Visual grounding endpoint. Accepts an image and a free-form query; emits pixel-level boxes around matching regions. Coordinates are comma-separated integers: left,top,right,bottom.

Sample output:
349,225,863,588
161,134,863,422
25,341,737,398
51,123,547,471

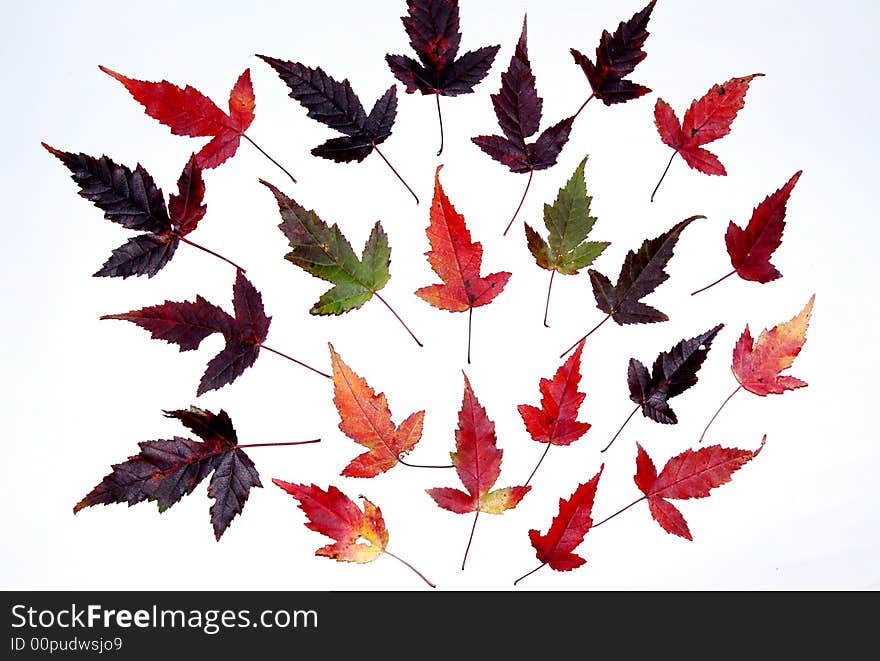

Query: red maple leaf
274,481,435,587
427,374,530,568
634,439,765,540
517,341,591,485
700,295,814,442
415,166,510,362
652,74,763,201
692,171,803,295
101,66,295,183
517,467,603,585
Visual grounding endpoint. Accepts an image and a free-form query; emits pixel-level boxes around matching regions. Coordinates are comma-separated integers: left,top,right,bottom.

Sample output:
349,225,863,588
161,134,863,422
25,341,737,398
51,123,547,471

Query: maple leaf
472,15,575,235
562,215,702,355
75,407,262,540
257,55,417,203
694,171,803,295
652,74,764,201
700,295,815,442
603,324,723,452
570,0,656,107
261,180,421,346
102,271,328,394
733,295,814,396
415,166,511,362
43,146,243,277
518,341,591,486
515,467,603,585
524,156,609,326
634,438,766,540
274,481,435,587
386,0,500,155
427,374,530,569
329,344,425,478
100,66,295,182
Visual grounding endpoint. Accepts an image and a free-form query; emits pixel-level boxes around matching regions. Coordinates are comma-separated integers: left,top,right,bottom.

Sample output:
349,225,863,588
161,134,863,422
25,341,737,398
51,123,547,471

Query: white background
2,0,877,590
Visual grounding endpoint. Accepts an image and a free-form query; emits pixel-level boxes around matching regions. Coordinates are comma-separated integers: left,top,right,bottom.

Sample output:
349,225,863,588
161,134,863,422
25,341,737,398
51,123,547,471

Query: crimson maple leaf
634,438,765,540
518,340,591,485
43,146,243,277
514,467,604,585
100,66,295,183
427,374,530,569
274,481,435,587
472,16,575,234
415,166,511,362
76,407,266,540
693,171,803,295
386,0,499,155
652,74,763,201
102,271,327,394
570,0,656,107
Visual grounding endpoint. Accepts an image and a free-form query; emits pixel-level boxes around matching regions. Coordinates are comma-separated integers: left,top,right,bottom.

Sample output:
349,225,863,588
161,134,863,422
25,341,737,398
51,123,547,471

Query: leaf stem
258,344,332,379
462,510,480,570
374,292,423,347
435,92,445,157
590,496,646,529
466,306,473,364
503,169,534,236
524,443,551,488
242,133,297,184
691,270,737,296
513,562,548,587
573,93,595,121
397,453,454,469
560,313,611,358
236,439,321,449
601,405,640,453
176,235,246,273
699,385,743,443
650,151,677,203
384,550,437,588
372,143,419,205
543,269,556,328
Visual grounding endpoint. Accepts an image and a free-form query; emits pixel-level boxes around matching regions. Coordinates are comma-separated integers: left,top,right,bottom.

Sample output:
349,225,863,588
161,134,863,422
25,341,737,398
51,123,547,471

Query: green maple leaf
262,180,391,315
524,156,609,325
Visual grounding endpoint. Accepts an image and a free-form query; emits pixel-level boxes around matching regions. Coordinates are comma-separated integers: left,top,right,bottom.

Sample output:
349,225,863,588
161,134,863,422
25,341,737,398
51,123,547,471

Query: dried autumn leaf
472,15,575,234
700,295,815,442
652,74,764,200
570,0,656,107
415,166,511,362
386,0,499,154
518,341,591,485
75,407,267,540
515,466,603,585
427,374,530,569
257,55,417,203
634,438,766,539
524,156,609,326
605,324,724,452
694,171,803,295
261,179,421,345
43,146,242,277
274,481,435,587
102,270,327,394
329,343,425,477
100,66,295,182
562,215,702,355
